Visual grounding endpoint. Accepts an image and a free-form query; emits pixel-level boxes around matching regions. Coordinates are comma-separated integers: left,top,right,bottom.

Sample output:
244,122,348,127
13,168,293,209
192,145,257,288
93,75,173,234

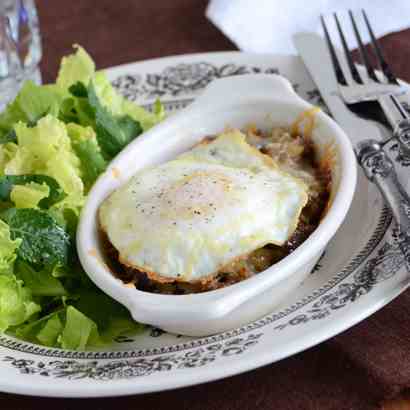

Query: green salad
0,46,164,349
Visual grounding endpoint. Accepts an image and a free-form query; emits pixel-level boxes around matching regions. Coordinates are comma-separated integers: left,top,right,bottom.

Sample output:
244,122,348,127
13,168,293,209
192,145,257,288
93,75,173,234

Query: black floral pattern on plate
112,62,280,99
274,227,405,331
3,334,262,380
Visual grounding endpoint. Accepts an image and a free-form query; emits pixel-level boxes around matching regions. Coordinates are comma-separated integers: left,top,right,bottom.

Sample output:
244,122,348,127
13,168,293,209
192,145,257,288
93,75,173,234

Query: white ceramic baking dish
77,74,357,336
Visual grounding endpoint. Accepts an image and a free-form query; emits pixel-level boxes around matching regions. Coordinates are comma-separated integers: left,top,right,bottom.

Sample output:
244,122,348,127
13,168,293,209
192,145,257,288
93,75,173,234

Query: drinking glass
0,0,42,111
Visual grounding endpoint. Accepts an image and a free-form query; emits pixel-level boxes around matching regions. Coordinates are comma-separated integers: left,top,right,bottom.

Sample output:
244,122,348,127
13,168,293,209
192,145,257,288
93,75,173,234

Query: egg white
99,130,308,283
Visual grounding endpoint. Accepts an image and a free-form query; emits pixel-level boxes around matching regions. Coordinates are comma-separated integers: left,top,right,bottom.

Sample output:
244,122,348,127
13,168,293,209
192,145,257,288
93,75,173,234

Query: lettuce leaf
92,72,124,115
56,45,95,92
68,82,88,98
15,260,67,297
93,71,164,130
58,306,100,350
63,81,144,160
16,305,104,349
47,205,79,240
0,174,66,209
0,220,21,275
1,208,72,269
58,46,163,132
0,130,17,145
4,115,84,205
122,97,165,130
72,288,144,342
0,143,18,175
15,310,63,346
0,81,64,139
66,123,107,189
87,82,142,159
0,274,40,332
10,182,50,209
58,91,94,128
36,312,64,346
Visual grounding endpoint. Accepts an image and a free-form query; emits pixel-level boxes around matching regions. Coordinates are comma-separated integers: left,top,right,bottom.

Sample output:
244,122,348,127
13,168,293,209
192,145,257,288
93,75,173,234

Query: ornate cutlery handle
394,118,410,158
356,139,410,267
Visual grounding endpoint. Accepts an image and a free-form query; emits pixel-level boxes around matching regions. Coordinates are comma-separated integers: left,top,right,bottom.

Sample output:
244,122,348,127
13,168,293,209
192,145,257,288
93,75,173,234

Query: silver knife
294,31,410,267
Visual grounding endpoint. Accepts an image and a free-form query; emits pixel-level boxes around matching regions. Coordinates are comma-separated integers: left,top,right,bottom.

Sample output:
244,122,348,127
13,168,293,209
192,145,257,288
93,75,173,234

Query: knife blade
293,32,386,144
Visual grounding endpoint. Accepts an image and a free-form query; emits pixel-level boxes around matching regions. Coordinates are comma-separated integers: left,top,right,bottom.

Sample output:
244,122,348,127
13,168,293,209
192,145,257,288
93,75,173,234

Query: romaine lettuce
0,45,160,349
5,115,84,205
66,123,107,189
10,182,50,209
72,288,145,343
58,306,100,350
56,45,95,92
93,71,165,130
0,220,21,275
14,260,67,297
15,310,64,347
0,174,66,209
58,46,164,131
0,143,18,175
0,81,64,138
36,312,64,346
0,274,40,332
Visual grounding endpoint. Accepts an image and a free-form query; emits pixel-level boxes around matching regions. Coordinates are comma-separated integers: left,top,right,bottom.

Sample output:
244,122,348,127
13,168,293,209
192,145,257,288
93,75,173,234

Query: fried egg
99,130,308,283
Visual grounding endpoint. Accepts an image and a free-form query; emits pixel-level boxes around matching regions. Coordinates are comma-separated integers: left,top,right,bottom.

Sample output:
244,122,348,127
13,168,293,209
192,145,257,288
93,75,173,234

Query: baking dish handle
190,73,302,108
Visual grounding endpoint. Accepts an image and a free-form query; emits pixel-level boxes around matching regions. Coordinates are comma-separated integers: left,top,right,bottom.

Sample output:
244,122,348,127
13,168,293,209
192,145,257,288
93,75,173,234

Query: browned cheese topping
102,124,331,294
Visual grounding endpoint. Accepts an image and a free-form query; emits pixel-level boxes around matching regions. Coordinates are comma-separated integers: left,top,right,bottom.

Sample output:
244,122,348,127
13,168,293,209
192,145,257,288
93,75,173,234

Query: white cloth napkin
206,0,410,54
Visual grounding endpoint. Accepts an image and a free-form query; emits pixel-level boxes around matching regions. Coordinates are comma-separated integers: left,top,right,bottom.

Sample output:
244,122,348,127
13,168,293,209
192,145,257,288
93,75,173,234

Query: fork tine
320,15,347,86
348,10,378,83
333,12,363,84
362,9,398,84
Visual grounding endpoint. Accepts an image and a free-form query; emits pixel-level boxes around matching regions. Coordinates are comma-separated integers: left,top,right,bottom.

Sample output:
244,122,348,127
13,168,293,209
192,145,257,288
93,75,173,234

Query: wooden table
2,1,410,409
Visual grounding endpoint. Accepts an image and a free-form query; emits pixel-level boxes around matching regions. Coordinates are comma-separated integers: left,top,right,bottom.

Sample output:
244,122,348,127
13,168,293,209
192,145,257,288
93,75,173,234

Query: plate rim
0,50,407,398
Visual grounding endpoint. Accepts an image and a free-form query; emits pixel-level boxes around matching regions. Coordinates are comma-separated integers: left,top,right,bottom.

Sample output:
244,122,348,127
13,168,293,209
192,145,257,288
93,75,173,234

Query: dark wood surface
38,0,236,83
2,1,410,409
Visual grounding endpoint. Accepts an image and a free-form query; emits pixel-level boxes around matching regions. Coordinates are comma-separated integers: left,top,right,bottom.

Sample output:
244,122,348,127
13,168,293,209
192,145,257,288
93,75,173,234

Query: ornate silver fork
321,10,410,266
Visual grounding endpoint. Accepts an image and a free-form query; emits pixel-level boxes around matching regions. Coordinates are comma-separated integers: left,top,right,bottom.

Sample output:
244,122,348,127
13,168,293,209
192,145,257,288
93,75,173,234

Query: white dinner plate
0,51,408,398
